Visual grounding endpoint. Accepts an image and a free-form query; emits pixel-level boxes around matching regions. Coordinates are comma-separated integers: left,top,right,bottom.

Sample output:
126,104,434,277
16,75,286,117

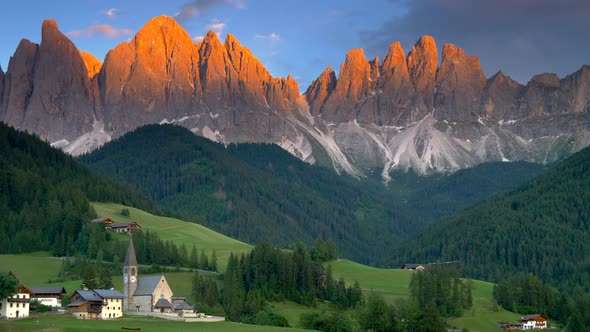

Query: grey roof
29,286,66,295
154,298,173,308
124,239,138,266
74,290,103,302
174,302,193,310
94,289,125,299
133,275,163,296
171,296,185,300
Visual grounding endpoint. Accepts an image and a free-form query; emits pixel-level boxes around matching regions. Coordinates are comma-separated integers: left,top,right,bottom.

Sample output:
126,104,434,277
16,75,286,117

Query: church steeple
123,239,138,311
124,238,137,266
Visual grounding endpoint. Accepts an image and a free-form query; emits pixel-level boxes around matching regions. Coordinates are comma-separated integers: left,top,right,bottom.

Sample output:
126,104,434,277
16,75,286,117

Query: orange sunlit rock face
305,66,337,116
407,35,438,112
434,43,487,122
79,51,102,78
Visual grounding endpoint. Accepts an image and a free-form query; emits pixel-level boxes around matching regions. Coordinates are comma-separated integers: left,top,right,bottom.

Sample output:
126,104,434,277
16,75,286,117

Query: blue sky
1,0,589,90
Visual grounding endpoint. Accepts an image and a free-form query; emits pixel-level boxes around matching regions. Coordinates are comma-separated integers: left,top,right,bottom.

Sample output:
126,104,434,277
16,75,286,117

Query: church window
131,267,136,276
124,267,128,274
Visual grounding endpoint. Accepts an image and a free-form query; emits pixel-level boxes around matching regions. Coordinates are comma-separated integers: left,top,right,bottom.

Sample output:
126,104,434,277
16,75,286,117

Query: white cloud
104,8,121,18
66,24,133,39
194,35,205,43
255,32,281,41
174,0,246,22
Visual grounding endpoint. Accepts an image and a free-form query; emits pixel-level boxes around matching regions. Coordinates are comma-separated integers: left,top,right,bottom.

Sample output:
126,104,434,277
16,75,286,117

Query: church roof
29,286,66,296
174,302,193,310
133,275,164,296
154,298,173,308
124,239,137,266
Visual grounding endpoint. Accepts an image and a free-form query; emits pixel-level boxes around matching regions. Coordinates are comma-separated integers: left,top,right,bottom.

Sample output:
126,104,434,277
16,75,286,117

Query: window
131,267,135,276
124,267,128,274
10,303,13,308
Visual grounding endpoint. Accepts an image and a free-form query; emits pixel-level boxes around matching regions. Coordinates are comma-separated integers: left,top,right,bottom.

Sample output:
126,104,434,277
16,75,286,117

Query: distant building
91,218,114,228
29,286,67,307
521,314,548,329
67,289,124,320
110,222,141,235
0,271,31,320
400,264,427,270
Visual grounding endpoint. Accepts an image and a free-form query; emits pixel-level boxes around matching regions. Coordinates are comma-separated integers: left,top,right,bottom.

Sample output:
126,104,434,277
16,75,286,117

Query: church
123,239,181,313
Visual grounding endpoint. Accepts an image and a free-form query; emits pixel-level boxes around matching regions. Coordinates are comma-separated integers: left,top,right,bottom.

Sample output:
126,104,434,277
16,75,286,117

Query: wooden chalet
521,314,548,329
91,218,113,227
67,290,105,319
110,222,141,235
400,263,427,271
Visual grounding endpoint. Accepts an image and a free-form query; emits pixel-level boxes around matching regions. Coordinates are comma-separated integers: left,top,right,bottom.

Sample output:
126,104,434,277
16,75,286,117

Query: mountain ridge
1,16,589,178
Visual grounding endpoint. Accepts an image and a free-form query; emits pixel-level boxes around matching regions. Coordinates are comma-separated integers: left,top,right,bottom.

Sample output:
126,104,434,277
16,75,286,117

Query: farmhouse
91,217,113,228
0,272,31,320
123,240,194,314
67,289,124,320
29,286,67,307
521,314,548,329
401,263,428,270
110,222,141,234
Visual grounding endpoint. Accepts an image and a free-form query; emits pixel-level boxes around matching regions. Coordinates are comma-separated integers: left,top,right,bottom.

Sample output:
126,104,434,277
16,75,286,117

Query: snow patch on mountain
55,120,111,156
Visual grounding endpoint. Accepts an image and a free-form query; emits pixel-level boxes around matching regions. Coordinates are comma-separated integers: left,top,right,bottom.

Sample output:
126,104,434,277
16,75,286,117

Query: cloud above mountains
66,24,133,39
361,0,590,83
174,0,246,22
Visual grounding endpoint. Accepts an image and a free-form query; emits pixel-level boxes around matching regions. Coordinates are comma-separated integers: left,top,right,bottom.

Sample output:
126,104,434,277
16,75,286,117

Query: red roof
522,314,547,321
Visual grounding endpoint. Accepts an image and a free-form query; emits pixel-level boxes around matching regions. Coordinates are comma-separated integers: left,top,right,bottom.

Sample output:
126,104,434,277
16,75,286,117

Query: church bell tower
124,239,138,311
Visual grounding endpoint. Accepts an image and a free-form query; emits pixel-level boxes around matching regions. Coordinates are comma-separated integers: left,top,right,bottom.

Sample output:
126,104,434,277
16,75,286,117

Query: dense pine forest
0,122,158,254
79,124,545,264
390,146,590,291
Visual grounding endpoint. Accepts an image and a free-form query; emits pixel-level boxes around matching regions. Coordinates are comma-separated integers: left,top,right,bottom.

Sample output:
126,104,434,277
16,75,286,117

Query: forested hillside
80,124,546,264
0,122,157,254
390,146,590,291
80,125,410,263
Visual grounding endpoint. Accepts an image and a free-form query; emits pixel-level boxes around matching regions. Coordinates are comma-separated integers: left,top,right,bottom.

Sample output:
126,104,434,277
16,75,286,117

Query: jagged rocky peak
1,39,38,125
407,35,438,110
320,48,373,122
434,42,487,122
79,51,102,78
482,70,524,121
305,66,337,116
382,41,406,72
15,18,95,141
529,73,561,88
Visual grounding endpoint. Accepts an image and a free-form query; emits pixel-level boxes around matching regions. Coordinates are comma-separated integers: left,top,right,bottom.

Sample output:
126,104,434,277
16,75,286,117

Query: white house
29,286,67,307
521,314,548,329
0,272,31,320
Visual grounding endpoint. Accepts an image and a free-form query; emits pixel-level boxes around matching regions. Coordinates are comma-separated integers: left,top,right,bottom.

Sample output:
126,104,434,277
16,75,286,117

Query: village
1,217,224,324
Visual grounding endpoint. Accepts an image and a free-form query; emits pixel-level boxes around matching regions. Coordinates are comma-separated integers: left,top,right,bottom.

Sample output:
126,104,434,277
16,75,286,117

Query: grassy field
330,259,522,332
0,315,311,332
0,203,527,332
92,202,252,269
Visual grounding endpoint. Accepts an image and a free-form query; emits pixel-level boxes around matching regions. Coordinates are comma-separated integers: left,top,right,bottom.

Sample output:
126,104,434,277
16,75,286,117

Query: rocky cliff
1,16,589,179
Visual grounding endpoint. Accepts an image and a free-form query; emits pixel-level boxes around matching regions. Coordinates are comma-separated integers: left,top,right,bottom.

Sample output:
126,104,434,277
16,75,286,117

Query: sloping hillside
391,146,590,290
0,122,156,255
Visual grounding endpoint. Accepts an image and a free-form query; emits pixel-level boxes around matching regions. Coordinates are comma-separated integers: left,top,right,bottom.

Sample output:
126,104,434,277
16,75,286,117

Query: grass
329,259,523,332
0,315,312,332
91,202,253,270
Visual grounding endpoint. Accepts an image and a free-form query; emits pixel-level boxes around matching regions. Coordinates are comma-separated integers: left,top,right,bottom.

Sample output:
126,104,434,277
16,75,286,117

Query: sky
0,0,589,91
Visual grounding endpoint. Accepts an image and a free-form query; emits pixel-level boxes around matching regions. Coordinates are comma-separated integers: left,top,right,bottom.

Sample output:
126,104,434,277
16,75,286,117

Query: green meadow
0,204,528,332
91,202,253,269
0,315,309,332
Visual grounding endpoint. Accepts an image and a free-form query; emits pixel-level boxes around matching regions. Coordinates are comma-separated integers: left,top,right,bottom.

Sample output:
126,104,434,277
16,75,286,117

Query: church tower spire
124,239,138,311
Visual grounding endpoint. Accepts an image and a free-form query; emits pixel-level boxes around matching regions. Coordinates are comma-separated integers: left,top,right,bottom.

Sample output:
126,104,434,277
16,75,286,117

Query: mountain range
1,16,589,178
